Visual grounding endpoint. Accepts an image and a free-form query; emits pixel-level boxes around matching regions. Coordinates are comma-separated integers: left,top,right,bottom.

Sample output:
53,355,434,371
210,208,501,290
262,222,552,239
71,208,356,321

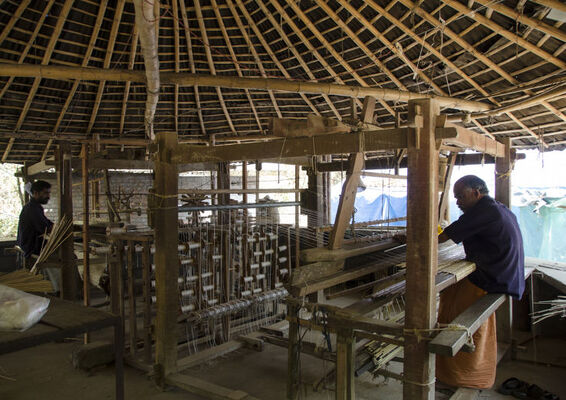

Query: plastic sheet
0,284,50,332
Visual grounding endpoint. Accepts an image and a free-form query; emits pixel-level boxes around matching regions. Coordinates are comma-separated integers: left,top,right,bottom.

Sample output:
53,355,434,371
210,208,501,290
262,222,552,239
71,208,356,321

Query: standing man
437,175,525,389
16,180,59,291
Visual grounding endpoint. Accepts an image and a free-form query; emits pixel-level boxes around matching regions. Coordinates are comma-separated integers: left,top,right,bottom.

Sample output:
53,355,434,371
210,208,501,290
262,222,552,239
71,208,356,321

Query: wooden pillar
403,99,439,400
305,167,325,230
217,161,231,342
335,328,355,400
286,303,300,400
57,143,77,300
438,152,456,223
495,137,513,353
294,165,300,270
81,144,90,343
153,131,179,379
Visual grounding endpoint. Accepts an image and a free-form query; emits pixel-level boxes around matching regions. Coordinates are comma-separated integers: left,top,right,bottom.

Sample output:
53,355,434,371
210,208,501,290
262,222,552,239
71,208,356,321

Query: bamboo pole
0,63,492,113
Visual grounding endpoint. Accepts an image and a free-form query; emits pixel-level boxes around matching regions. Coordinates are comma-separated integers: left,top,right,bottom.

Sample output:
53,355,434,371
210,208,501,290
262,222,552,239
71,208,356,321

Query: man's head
31,180,51,204
453,175,488,213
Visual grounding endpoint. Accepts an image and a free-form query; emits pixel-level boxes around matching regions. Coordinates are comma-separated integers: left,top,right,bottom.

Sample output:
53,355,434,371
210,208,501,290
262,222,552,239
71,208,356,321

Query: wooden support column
495,137,513,355
294,165,300,270
335,328,355,400
305,167,324,232
403,99,439,400
153,131,179,381
438,152,456,223
217,161,231,342
57,143,77,300
286,303,300,400
81,144,90,343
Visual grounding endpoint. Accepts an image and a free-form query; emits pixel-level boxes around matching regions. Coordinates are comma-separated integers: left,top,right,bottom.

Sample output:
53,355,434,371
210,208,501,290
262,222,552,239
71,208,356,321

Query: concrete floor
1,334,565,400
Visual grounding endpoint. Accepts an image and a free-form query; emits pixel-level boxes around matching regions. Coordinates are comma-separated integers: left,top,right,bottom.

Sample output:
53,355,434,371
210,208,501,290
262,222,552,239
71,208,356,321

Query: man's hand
438,231,450,243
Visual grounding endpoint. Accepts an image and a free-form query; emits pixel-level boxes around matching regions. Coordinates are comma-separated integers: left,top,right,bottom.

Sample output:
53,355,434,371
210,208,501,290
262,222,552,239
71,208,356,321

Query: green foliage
0,164,24,239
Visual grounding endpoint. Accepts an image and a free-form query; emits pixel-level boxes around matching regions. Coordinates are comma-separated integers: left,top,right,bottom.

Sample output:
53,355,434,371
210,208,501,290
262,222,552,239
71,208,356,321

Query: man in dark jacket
17,180,59,291
437,175,524,389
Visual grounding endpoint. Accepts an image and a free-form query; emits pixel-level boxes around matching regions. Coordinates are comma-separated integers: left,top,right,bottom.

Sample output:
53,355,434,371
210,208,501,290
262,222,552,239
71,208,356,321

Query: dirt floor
1,333,565,400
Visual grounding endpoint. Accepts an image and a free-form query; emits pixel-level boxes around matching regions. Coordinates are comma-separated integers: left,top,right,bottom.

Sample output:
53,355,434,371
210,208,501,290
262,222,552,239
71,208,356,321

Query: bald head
453,175,487,213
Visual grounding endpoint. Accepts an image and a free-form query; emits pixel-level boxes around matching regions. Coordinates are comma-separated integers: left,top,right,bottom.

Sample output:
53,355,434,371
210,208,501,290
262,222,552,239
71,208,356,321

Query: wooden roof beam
178,0,206,135
86,0,125,136
1,0,73,162
224,0,282,119
172,0,180,133
194,0,236,135
210,0,262,132
119,28,139,136
267,0,365,112
45,0,109,161
234,0,322,118
255,0,342,120
0,63,493,113
0,0,31,46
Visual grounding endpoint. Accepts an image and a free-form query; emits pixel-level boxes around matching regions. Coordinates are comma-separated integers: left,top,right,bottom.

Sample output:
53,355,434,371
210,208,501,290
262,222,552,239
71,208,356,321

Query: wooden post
335,328,355,400
327,153,363,250
217,162,231,342
495,137,513,354
294,165,300,270
81,143,90,343
403,99,439,400
438,152,456,223
154,131,179,379
127,240,137,357
142,241,152,364
286,303,300,400
57,143,77,300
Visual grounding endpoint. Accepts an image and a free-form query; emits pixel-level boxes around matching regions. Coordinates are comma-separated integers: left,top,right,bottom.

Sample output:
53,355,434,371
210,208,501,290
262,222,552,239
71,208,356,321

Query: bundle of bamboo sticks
532,296,566,325
30,215,74,274
0,269,54,292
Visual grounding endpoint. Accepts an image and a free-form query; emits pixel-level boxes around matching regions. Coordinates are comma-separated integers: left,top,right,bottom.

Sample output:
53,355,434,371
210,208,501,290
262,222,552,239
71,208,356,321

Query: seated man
16,180,59,291
437,175,525,389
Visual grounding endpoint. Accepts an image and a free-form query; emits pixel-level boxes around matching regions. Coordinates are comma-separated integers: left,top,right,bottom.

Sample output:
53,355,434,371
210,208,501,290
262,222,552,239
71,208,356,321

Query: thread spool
202,285,214,291
181,304,195,313
256,274,265,280
261,261,271,268
181,289,194,297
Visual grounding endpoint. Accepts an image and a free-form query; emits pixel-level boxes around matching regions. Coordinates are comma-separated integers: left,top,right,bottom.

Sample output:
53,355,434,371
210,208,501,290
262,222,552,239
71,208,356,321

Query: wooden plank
403,99,439,400
166,373,259,400
328,152,364,249
301,238,399,262
428,293,506,357
170,129,412,164
153,131,179,377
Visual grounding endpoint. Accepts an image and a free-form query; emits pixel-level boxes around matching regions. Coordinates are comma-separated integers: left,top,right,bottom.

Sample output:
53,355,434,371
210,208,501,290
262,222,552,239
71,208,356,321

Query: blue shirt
443,196,525,299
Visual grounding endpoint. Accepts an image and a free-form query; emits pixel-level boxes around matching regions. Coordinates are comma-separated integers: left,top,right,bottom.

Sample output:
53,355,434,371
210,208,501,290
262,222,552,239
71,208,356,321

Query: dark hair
456,175,489,195
31,180,51,194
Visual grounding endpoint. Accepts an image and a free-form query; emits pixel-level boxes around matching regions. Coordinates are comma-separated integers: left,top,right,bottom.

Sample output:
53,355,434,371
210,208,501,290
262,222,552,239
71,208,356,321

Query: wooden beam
170,128,411,164
428,294,506,357
81,144,90,329
436,124,506,157
153,132,179,378
403,99,439,399
438,153,457,223
194,0,236,134
2,0,74,162
210,0,262,131
328,153,364,250
335,329,355,400
120,27,139,135
0,64,493,113
224,0,283,118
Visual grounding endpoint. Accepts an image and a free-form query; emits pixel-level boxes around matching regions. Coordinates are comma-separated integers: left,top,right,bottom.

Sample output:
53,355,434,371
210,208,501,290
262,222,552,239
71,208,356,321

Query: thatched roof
0,0,565,164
